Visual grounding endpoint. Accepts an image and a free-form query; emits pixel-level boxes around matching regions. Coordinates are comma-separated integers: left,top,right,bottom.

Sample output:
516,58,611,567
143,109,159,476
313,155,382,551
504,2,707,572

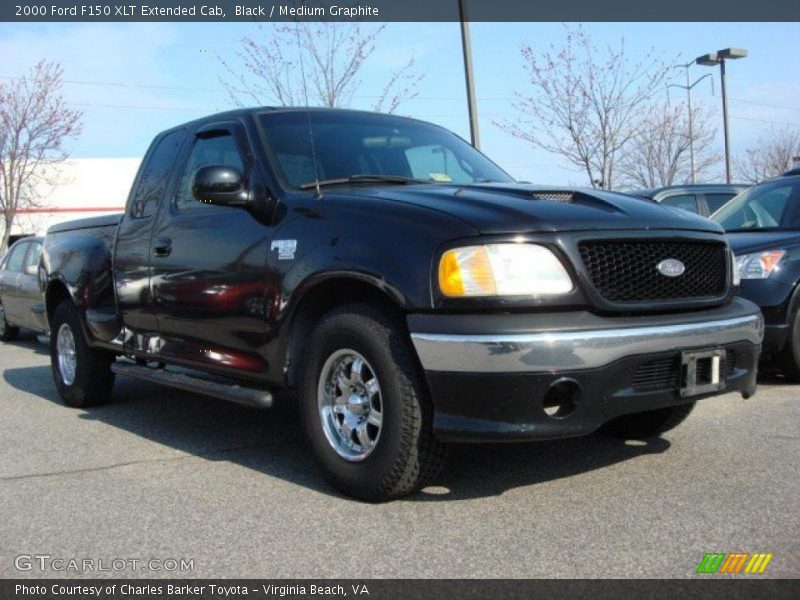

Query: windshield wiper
298,174,428,190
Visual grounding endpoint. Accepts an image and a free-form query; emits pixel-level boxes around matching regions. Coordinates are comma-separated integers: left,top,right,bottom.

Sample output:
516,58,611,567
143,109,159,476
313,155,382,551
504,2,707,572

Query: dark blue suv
713,171,800,378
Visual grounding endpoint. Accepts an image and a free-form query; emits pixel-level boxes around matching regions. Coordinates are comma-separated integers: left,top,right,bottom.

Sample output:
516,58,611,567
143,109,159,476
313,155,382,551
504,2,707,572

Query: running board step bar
111,362,273,409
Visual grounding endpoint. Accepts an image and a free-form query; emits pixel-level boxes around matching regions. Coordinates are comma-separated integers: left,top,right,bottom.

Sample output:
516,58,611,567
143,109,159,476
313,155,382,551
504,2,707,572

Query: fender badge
271,239,297,260
657,258,686,277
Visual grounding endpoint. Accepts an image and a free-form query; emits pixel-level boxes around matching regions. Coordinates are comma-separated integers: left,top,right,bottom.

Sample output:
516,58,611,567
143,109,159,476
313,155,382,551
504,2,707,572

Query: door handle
152,238,173,257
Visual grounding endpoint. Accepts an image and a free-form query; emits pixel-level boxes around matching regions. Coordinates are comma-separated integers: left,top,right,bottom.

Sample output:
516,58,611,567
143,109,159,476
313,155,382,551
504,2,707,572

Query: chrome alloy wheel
317,349,383,461
56,323,77,386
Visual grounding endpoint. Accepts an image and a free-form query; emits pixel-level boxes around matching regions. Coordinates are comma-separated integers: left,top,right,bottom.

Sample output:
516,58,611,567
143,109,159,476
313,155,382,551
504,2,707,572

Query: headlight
438,243,573,297
734,250,786,280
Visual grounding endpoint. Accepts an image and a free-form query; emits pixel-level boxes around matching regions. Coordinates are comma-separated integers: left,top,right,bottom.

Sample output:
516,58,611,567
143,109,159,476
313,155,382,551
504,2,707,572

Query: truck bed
46,213,123,235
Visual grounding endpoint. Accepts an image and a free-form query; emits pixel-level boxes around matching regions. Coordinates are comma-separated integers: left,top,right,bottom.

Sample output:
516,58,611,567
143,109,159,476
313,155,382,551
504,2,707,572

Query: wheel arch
283,274,409,389
45,279,74,329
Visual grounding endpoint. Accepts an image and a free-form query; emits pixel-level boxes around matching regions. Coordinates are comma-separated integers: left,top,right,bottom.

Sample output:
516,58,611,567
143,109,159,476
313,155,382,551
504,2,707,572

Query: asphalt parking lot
1,332,798,579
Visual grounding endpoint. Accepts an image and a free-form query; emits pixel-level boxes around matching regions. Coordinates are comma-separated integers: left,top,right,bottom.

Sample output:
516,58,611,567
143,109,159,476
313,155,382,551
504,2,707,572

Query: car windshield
712,179,800,231
258,111,514,188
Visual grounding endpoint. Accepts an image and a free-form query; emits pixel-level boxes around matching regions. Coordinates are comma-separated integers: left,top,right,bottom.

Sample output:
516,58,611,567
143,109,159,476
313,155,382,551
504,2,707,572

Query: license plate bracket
681,348,726,397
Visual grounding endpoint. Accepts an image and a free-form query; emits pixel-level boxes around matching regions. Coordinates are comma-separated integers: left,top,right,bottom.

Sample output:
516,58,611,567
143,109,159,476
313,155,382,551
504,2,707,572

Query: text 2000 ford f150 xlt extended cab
41,108,763,501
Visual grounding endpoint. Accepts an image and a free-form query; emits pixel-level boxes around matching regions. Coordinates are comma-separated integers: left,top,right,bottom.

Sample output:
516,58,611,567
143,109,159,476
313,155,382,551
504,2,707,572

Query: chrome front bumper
410,299,764,374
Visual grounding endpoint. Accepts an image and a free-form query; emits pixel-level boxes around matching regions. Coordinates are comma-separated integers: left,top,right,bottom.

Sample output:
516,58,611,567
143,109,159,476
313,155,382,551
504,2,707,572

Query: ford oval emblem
657,258,686,277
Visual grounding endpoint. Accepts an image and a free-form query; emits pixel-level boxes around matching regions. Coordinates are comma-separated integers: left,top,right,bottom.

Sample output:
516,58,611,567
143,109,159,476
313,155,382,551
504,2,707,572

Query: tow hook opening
542,378,581,419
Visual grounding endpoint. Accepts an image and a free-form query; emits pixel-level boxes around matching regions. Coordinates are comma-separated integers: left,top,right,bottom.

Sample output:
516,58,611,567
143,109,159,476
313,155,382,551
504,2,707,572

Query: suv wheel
0,301,20,342
602,402,696,439
50,300,115,407
781,306,800,383
300,304,447,502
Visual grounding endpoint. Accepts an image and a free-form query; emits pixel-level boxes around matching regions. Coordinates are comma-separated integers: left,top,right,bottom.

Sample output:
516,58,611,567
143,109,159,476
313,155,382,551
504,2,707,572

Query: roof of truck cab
160,106,447,134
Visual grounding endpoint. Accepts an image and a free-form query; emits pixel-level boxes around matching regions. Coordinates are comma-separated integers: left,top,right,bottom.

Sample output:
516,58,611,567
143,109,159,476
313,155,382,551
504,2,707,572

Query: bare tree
735,129,800,184
618,101,719,188
496,25,673,189
0,61,82,253
218,22,422,113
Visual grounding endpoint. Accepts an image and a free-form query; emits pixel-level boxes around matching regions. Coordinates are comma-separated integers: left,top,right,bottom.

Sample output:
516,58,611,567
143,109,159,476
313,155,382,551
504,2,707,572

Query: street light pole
719,58,732,184
696,47,748,184
685,65,696,184
669,64,714,184
459,0,480,148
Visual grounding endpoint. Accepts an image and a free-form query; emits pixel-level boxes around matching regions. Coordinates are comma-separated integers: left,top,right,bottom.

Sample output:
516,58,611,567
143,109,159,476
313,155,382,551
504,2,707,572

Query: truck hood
343,182,724,235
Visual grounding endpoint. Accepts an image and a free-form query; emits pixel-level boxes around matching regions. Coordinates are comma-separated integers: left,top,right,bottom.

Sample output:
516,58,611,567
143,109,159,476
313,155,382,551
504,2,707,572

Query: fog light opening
542,378,580,419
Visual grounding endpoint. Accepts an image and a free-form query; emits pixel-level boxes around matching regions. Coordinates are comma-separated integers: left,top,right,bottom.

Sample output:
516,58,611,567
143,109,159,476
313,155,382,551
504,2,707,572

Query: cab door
113,127,186,349
148,121,274,377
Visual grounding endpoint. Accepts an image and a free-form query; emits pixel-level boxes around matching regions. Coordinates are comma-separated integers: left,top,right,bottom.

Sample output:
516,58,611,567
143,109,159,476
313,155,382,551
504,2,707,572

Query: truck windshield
258,111,514,189
712,179,800,231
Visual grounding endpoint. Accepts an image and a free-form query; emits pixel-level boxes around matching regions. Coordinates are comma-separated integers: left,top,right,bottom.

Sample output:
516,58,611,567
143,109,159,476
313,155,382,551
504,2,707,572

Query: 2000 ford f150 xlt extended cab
41,108,763,501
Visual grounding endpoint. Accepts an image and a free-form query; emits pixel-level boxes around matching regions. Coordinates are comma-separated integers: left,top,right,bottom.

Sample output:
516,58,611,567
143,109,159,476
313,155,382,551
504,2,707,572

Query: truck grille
578,240,727,304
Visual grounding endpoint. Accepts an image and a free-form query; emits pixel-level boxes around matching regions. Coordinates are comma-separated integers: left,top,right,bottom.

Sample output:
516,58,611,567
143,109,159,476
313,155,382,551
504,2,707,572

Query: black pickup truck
41,108,763,501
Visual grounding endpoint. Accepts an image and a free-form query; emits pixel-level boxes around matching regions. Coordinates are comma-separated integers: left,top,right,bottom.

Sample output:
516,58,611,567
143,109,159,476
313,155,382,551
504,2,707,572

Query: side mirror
191,165,248,207
24,264,37,276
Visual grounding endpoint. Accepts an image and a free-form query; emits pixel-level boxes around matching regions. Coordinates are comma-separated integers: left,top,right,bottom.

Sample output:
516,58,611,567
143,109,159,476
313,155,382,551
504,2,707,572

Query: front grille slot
632,349,735,392
578,240,727,304
632,356,681,391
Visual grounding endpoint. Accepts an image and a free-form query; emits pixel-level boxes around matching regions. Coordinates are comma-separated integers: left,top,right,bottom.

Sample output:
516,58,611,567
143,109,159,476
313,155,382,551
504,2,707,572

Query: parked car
40,108,762,501
634,184,749,217
712,170,800,378
0,236,48,341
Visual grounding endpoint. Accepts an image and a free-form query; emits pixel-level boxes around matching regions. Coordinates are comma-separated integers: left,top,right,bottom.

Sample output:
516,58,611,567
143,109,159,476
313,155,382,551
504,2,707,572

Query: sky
0,20,798,186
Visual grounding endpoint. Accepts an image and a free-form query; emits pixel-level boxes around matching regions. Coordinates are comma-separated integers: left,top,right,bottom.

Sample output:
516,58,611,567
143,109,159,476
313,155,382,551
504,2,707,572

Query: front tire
50,301,115,407
0,301,20,342
300,304,446,502
602,402,696,439
781,306,800,382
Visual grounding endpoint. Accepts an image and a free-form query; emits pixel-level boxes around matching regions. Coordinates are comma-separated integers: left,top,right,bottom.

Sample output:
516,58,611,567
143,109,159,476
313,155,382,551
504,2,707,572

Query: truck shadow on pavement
4,365,672,502
3,332,50,356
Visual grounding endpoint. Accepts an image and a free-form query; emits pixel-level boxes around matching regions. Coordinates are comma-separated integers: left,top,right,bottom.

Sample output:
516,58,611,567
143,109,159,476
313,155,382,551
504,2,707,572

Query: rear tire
602,402,696,439
780,306,800,383
300,304,447,502
50,300,115,407
0,301,20,342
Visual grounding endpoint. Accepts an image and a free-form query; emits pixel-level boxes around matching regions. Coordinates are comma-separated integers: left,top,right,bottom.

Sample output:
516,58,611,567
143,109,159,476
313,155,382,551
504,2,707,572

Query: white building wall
10,158,141,237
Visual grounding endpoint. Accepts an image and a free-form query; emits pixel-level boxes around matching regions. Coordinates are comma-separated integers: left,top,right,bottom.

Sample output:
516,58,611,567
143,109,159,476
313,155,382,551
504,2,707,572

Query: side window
4,244,27,273
405,144,473,183
706,193,735,214
129,130,184,219
23,242,42,272
661,194,698,213
175,131,245,211
753,187,791,226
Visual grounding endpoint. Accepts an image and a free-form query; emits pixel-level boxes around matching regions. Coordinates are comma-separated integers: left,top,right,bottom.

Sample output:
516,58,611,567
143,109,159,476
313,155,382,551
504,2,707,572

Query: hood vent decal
530,191,575,203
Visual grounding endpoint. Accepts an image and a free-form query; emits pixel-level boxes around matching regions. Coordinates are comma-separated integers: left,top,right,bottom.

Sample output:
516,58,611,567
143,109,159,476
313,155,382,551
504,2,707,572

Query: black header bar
3,0,800,22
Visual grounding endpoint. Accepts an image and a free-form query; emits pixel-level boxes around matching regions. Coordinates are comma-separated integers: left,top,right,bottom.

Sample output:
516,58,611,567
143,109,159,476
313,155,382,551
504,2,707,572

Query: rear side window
23,242,42,272
661,194,698,213
3,243,27,272
175,131,245,211
130,130,184,219
705,193,735,214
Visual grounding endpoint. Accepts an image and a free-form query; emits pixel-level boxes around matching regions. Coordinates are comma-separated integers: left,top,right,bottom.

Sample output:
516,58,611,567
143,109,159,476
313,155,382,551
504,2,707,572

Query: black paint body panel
40,107,742,397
